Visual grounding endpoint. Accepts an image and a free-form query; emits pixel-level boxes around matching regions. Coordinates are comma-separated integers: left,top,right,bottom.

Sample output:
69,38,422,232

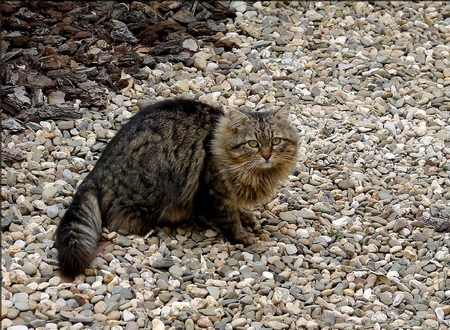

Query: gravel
2,1,450,330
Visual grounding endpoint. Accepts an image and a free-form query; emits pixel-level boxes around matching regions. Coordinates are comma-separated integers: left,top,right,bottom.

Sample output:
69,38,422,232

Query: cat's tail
55,189,102,276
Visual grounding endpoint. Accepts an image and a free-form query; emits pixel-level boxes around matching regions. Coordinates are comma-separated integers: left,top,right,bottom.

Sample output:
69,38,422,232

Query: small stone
126,322,139,330
279,212,297,222
413,232,428,242
42,186,58,203
151,258,175,268
189,287,208,298
402,247,417,260
183,38,198,52
285,244,298,255
379,292,393,305
15,301,30,311
58,289,74,299
337,179,355,190
48,276,61,286
94,301,107,314
207,287,221,300
393,218,407,232
156,279,169,290
168,264,183,277
123,310,135,322
311,244,325,252
1,305,8,318
22,262,38,276
194,57,207,70
240,295,253,305
107,310,121,320
152,318,165,330
2,216,13,231
231,318,247,327
204,229,218,238
6,326,28,330
229,1,247,13
115,235,132,247
297,228,310,238
296,208,317,220
10,270,27,284
58,121,75,130
63,169,73,180
332,217,349,228
46,204,59,218
285,302,302,315
392,293,405,307
197,317,214,328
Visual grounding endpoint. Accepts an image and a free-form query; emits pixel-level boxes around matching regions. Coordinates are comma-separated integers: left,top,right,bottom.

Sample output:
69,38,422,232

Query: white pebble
332,217,349,228
123,310,136,322
230,1,247,13
63,169,73,180
46,205,59,218
285,244,298,255
297,228,310,238
32,200,47,211
384,152,396,160
262,271,274,279
48,276,61,286
392,293,405,307
152,318,165,330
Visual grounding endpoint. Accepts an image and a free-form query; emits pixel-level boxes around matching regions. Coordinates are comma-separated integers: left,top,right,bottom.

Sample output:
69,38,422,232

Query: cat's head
212,106,299,180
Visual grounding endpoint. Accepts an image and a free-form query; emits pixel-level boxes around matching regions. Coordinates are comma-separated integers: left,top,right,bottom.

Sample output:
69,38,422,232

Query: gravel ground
2,1,450,330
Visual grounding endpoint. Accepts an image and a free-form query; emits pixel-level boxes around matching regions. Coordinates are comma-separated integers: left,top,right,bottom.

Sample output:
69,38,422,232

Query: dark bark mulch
0,1,235,126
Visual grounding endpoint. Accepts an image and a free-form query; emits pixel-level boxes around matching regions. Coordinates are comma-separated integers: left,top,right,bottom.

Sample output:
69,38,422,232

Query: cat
55,98,299,276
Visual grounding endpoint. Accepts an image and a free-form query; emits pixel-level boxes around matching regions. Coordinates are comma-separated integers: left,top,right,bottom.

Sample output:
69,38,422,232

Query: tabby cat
55,98,299,276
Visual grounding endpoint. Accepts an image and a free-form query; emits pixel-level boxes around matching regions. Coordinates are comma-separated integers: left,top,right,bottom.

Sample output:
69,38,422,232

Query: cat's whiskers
236,161,259,182
242,160,257,175
222,159,254,172
226,159,258,181
273,154,297,165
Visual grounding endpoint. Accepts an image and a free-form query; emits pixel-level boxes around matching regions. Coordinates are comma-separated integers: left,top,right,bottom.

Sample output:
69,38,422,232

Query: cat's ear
272,106,291,121
226,108,250,128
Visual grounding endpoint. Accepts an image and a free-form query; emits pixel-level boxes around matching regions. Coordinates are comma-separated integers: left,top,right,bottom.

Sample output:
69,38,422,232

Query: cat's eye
271,137,282,145
248,140,259,148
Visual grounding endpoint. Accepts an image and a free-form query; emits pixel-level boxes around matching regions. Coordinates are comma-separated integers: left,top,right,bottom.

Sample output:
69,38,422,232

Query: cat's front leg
217,209,256,246
239,209,256,228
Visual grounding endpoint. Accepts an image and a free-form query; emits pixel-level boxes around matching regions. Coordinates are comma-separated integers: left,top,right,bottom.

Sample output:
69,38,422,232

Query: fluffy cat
55,98,299,276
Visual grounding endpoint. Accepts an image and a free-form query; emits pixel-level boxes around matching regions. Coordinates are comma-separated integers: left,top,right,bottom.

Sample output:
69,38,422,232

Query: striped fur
55,99,299,276
55,186,102,276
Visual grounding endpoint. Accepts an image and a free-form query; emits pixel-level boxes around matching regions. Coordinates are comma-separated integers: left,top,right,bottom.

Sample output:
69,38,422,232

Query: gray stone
229,1,247,13
151,258,175,268
58,121,75,130
206,286,220,300
22,262,38,276
168,264,183,278
115,235,132,247
393,218,407,232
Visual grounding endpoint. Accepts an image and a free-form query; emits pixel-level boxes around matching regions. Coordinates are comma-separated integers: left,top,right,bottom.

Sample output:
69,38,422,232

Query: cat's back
127,98,224,131
95,99,225,163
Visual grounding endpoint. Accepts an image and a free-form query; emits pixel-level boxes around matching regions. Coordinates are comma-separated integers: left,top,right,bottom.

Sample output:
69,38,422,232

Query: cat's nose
261,153,271,160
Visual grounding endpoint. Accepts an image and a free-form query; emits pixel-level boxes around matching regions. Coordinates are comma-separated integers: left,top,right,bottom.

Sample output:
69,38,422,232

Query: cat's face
213,107,299,176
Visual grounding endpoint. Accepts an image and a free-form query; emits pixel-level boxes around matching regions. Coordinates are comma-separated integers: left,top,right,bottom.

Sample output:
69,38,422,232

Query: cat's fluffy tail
55,189,102,276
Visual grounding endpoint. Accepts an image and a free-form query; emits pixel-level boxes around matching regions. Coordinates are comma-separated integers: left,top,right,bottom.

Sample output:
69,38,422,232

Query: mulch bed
0,1,236,127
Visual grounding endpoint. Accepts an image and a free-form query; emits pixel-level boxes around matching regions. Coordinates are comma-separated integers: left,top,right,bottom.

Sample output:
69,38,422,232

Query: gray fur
55,98,299,276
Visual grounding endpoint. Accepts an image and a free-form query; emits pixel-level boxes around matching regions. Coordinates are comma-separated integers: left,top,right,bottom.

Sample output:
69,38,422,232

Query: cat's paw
240,211,256,228
232,230,256,246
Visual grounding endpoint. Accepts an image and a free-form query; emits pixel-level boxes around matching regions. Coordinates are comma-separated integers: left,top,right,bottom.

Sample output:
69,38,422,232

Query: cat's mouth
257,158,275,169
